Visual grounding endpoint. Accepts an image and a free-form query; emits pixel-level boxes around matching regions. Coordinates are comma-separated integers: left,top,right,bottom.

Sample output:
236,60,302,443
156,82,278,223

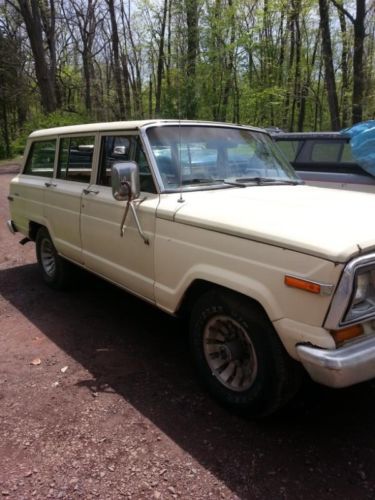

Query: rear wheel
189,289,301,417
35,227,72,289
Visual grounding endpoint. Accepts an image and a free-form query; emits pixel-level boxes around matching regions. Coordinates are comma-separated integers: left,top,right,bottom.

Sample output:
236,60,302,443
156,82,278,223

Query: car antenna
177,36,184,203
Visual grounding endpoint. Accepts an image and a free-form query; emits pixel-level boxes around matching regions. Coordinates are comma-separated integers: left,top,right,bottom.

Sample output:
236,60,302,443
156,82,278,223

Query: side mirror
112,161,140,201
113,145,127,155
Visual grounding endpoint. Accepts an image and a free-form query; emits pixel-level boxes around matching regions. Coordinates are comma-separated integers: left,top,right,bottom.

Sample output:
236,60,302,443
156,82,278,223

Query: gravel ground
1,165,375,499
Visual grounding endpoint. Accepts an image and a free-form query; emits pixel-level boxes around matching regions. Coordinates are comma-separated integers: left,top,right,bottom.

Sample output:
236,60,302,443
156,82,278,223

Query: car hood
162,184,375,262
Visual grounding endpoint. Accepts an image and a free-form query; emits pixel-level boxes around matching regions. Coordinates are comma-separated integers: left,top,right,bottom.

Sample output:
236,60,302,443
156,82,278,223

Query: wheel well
29,221,43,241
177,279,267,319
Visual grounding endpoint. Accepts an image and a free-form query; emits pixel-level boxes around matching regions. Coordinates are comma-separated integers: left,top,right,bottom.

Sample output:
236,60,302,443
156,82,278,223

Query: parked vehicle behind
272,131,375,192
7,120,375,417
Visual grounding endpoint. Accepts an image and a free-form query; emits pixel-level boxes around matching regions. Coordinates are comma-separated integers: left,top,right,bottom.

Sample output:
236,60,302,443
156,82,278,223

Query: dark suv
272,132,375,193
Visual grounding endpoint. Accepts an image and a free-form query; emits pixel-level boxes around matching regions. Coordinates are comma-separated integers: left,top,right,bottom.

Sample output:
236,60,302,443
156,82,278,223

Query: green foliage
1,0,374,156
11,111,90,155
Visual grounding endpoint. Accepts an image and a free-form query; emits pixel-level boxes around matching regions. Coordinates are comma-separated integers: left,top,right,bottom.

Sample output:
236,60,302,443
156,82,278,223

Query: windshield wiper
181,178,246,187
180,177,298,188
216,179,247,187
181,178,218,185
235,177,301,185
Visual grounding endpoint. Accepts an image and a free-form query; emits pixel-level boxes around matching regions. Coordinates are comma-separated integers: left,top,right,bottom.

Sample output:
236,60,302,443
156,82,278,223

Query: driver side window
98,135,157,193
98,135,133,187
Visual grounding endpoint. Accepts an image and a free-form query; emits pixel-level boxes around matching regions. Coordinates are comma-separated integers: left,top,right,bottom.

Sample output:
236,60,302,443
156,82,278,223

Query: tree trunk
185,0,199,119
15,0,57,113
107,0,125,119
318,0,340,130
0,99,11,157
337,3,350,126
219,0,235,122
314,47,324,130
233,66,240,123
82,47,92,112
282,6,295,130
120,2,143,117
352,0,365,123
121,53,132,119
166,0,172,97
155,0,168,116
298,30,319,131
41,0,61,108
290,0,302,132
329,0,367,124
149,76,153,117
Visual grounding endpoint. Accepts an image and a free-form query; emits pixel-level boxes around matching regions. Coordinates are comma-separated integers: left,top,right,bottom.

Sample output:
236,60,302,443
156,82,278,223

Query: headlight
325,253,375,330
353,272,370,304
345,268,375,322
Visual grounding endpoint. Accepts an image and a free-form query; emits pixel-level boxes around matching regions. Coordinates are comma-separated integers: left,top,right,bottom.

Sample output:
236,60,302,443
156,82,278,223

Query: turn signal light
331,324,364,345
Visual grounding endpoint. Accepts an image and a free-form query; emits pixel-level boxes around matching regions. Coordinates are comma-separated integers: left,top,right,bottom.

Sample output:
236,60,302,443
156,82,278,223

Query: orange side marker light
284,275,321,294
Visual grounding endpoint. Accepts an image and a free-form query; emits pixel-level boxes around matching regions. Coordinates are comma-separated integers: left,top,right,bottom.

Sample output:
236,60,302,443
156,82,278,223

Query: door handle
83,188,100,195
45,181,57,187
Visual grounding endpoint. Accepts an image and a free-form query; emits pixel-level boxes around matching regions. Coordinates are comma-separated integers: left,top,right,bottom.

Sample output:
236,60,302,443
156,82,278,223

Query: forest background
0,0,374,159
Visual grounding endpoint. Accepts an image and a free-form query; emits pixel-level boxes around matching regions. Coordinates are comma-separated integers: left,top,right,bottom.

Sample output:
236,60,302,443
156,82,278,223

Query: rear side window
341,143,355,162
24,140,56,177
311,142,341,162
275,140,301,161
57,136,95,183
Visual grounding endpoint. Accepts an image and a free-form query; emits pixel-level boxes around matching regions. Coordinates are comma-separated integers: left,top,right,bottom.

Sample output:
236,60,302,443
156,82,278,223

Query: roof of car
271,131,350,140
28,120,266,139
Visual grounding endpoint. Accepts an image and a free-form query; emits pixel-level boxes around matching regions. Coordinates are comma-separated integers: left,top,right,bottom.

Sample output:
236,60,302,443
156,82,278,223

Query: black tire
35,227,72,289
189,288,302,417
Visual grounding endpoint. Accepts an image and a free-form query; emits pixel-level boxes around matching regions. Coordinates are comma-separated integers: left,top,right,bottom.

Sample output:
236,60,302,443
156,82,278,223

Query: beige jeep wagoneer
7,120,375,416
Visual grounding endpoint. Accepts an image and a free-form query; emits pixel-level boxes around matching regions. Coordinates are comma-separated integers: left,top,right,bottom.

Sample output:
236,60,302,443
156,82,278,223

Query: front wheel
35,227,72,289
189,289,301,417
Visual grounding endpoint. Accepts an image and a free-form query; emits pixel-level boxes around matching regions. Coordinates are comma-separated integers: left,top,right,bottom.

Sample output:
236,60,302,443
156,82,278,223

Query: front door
80,134,159,302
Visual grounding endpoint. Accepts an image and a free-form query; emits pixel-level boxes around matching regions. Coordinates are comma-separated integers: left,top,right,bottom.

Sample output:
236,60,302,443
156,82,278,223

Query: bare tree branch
329,0,355,24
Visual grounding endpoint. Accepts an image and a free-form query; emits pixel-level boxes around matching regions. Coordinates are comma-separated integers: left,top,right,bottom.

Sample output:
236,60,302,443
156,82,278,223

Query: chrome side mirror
112,161,140,201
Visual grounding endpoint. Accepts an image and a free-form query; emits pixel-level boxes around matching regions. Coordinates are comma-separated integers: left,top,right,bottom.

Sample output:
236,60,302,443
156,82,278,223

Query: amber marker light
284,275,321,294
331,324,364,345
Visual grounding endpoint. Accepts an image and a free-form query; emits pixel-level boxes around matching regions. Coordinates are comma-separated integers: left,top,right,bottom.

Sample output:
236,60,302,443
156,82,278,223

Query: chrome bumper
6,220,17,234
296,335,375,388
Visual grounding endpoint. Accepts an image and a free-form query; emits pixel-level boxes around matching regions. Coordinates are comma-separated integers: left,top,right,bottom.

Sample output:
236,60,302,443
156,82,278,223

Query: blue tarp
341,120,375,176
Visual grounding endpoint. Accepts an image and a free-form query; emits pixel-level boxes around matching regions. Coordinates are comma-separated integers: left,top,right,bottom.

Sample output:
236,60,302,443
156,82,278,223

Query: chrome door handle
45,181,57,187
83,188,99,195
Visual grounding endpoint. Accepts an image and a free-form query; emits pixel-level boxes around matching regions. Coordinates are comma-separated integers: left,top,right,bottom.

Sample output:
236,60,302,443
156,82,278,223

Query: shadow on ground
1,263,375,498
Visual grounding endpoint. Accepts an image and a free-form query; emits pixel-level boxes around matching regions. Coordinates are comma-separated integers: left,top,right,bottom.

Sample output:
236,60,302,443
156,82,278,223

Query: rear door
44,134,97,263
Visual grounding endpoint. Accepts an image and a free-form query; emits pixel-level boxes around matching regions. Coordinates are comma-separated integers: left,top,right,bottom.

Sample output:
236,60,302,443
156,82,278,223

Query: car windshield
146,125,301,190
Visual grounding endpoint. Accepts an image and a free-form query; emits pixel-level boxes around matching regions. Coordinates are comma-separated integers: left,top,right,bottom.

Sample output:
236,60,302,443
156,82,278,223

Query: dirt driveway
1,166,375,499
